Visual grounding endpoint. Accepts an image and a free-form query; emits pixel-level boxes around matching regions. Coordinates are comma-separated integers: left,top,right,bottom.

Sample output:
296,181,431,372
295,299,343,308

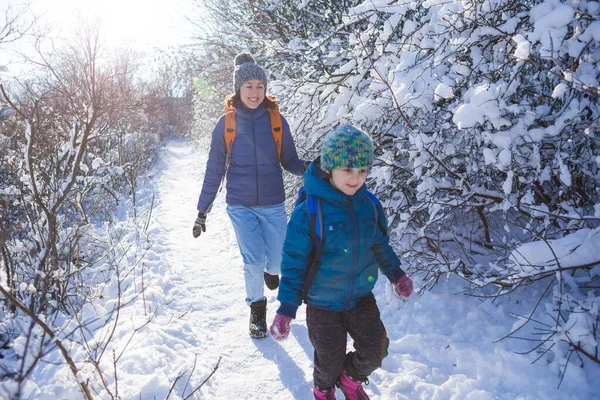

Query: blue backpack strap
365,190,379,208
365,190,388,236
295,187,307,206
306,195,323,245
303,194,323,304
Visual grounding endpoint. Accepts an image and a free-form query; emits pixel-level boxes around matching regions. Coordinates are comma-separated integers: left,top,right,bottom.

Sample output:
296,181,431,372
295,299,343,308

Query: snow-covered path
130,138,595,400
146,138,315,398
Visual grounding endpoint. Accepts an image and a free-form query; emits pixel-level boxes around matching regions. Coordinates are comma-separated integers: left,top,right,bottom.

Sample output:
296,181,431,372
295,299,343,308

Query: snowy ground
33,138,597,399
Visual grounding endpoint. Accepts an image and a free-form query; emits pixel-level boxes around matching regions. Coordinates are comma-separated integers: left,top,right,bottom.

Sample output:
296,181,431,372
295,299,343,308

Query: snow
509,228,600,269
452,83,509,130
512,34,531,59
434,83,454,100
23,139,596,399
502,171,514,195
529,3,575,43
483,148,496,165
552,83,568,99
91,157,104,169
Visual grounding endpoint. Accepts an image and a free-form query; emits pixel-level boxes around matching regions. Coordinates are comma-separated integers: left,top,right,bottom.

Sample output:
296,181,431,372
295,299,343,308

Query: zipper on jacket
252,111,259,204
345,197,359,310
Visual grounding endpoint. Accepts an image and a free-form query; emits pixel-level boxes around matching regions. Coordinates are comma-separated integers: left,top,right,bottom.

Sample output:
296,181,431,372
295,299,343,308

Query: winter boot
313,385,336,400
336,371,370,400
264,272,280,290
249,297,268,339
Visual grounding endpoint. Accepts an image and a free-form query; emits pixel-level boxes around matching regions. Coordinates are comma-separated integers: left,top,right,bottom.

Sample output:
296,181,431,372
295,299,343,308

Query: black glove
301,160,311,173
192,212,206,238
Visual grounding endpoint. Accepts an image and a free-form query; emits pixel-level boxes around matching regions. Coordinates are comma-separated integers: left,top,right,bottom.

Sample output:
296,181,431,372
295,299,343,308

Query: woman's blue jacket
197,103,304,213
277,160,406,318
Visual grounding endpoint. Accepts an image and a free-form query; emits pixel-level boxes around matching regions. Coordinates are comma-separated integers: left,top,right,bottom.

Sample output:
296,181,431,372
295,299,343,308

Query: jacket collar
234,102,268,120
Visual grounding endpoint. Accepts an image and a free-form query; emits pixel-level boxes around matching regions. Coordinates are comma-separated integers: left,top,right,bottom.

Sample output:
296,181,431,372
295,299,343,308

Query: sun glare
43,0,189,48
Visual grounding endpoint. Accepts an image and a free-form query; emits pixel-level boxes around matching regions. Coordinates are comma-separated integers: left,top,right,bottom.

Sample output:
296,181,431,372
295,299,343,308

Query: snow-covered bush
0,23,166,397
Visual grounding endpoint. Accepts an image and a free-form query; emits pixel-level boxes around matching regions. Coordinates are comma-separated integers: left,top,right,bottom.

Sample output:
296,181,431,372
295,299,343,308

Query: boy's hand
192,212,206,238
270,313,292,341
392,275,414,299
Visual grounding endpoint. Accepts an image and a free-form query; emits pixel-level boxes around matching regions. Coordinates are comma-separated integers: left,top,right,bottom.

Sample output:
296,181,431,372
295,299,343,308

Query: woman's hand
192,212,207,238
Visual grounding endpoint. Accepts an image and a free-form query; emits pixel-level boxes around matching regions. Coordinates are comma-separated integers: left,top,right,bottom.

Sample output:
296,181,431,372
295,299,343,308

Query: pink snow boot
313,385,336,400
336,371,370,400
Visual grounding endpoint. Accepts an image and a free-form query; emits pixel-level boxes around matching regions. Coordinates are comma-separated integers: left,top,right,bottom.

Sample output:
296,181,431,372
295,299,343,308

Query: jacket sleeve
278,115,305,176
276,204,313,318
371,202,406,283
196,116,227,214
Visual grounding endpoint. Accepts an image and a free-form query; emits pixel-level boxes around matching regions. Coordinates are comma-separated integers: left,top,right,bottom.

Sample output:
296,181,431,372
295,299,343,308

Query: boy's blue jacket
197,103,304,214
277,159,406,318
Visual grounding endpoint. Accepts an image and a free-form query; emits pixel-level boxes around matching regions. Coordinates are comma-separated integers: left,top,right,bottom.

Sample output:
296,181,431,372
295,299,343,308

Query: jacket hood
304,156,368,204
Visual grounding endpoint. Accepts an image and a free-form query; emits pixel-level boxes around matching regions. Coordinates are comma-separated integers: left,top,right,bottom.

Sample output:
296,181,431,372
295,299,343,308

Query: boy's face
329,167,368,196
240,79,265,109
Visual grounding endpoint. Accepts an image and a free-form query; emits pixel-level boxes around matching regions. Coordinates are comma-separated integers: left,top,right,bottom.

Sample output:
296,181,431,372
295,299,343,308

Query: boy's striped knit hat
320,125,374,171
233,53,267,93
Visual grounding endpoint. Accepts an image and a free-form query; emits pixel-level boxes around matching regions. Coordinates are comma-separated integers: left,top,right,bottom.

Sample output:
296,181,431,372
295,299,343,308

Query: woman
192,53,307,339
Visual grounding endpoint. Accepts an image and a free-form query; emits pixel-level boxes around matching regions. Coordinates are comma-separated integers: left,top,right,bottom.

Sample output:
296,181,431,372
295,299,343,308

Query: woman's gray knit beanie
233,53,267,93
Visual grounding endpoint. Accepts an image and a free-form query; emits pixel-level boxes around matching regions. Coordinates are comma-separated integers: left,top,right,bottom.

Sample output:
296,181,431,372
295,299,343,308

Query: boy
269,125,414,399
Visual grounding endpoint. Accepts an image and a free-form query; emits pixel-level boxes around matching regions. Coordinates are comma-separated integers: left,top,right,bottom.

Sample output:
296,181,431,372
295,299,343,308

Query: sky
0,0,196,77
40,0,193,48
8,138,596,400
0,0,194,66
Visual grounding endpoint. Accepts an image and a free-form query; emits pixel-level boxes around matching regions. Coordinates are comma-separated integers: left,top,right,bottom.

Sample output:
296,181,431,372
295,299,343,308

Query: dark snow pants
307,292,389,390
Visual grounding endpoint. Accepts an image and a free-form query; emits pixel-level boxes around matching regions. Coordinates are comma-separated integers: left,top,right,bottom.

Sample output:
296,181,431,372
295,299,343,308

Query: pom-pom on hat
233,52,267,93
320,125,374,171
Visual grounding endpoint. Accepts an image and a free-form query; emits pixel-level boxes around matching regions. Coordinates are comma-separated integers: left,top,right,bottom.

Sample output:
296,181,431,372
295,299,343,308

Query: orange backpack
224,104,283,161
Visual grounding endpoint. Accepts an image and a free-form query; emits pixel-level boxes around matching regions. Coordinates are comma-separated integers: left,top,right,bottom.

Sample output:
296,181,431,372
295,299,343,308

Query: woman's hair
224,93,278,112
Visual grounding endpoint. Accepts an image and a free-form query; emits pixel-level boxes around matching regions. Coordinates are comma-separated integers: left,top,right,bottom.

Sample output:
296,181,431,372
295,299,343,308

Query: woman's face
240,79,265,109
329,167,368,196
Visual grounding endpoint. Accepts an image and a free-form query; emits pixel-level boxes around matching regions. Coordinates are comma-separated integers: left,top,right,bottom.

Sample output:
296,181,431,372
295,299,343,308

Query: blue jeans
227,202,287,305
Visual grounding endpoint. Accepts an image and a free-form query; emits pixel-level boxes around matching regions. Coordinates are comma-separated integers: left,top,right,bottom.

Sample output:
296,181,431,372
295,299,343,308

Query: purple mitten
269,313,292,341
392,275,414,299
